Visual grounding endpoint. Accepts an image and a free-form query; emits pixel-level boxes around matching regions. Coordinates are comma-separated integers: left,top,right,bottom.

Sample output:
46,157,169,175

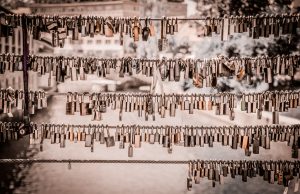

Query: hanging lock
132,17,140,42
158,17,168,51
105,126,115,147
128,128,134,157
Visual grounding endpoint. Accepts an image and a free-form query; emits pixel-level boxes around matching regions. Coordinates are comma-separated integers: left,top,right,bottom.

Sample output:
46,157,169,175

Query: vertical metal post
22,14,30,125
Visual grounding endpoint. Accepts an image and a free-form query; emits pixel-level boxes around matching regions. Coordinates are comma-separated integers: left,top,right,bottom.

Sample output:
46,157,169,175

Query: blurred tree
129,42,138,54
193,0,299,56
229,0,270,16
226,44,240,58
189,0,300,91
168,37,191,57
267,36,299,56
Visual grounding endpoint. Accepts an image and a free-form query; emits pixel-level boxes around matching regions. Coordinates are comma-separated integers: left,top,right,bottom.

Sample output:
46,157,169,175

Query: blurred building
163,0,187,17
29,0,187,57
30,0,142,57
0,0,187,90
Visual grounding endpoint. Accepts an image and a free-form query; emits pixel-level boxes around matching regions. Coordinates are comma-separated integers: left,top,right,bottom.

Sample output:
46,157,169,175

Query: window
105,40,111,44
87,40,93,44
114,40,119,45
104,51,112,57
12,31,15,44
19,30,21,43
5,79,9,88
18,76,22,89
87,51,94,56
105,5,112,10
96,40,102,44
12,78,16,89
5,46,9,53
114,5,121,10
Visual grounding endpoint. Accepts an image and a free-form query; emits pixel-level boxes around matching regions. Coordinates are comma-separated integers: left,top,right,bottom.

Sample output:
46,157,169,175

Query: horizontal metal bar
45,92,236,97
4,13,300,21
0,159,188,164
0,159,295,164
1,53,298,62
3,15,215,21
1,88,299,98
45,90,300,97
18,123,300,130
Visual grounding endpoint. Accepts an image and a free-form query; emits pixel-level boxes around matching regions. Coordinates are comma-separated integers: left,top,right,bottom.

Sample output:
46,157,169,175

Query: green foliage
229,0,270,16
226,45,240,58
267,35,299,56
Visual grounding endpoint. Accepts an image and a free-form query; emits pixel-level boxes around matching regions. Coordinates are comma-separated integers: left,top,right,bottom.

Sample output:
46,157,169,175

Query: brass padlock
132,17,140,42
134,127,141,148
105,17,114,37
99,127,105,144
149,19,155,36
128,128,134,157
158,38,168,51
85,127,92,147
105,127,115,147
60,130,66,148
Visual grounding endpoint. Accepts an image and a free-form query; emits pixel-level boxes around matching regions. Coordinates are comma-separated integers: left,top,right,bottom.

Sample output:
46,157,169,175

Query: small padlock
105,127,115,147
128,129,134,157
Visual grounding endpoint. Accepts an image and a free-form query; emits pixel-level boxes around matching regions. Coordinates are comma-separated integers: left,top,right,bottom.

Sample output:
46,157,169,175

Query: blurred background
0,0,300,194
